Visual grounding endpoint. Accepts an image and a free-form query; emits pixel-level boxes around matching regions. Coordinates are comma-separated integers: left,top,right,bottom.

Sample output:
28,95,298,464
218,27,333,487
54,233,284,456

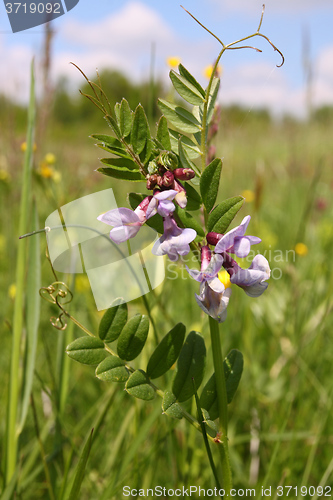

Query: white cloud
1,0,332,116
0,38,34,102
51,1,216,86
218,61,306,116
312,45,333,107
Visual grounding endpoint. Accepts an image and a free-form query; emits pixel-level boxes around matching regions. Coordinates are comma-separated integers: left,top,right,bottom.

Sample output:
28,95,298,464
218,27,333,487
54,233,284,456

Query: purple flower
152,216,196,261
214,215,261,258
195,282,232,323
186,246,224,293
97,196,156,243
147,189,178,218
223,252,270,297
173,180,187,209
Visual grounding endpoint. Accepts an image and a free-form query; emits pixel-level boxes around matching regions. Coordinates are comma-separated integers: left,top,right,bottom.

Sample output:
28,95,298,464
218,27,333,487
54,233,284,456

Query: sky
0,0,333,116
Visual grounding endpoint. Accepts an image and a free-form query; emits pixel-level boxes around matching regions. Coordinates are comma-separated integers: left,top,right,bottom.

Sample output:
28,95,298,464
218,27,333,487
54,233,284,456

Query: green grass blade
67,429,94,500
18,200,41,433
193,380,222,493
0,466,19,500
6,59,35,484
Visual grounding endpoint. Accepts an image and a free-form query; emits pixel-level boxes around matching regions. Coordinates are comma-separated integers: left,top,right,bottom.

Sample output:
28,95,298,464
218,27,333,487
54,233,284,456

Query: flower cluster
187,216,271,323
97,182,196,261
98,179,270,321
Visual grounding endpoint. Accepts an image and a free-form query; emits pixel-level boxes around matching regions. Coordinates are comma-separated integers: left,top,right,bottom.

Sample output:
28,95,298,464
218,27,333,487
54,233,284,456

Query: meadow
1,67,333,499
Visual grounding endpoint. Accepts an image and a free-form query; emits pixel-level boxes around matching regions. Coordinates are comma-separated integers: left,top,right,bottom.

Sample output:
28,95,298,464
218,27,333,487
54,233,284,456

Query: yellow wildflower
295,242,308,256
0,170,10,182
44,153,56,164
241,189,255,203
8,283,16,299
218,269,231,289
203,64,222,79
52,170,62,183
21,142,37,152
166,56,181,69
40,163,54,179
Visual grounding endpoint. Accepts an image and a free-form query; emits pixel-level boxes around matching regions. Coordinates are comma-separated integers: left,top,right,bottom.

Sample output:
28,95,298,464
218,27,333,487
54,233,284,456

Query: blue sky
1,0,333,116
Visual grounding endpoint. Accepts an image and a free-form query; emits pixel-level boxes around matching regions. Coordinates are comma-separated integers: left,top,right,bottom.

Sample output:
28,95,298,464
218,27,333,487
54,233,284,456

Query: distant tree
52,69,164,126
313,105,333,125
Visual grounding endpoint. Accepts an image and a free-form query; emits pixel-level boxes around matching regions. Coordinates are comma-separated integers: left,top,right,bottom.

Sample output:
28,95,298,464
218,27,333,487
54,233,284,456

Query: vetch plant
22,5,283,496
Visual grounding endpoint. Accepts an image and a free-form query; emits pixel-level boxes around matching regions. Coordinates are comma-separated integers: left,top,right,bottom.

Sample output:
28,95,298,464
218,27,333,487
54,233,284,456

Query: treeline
52,69,164,125
2,68,333,129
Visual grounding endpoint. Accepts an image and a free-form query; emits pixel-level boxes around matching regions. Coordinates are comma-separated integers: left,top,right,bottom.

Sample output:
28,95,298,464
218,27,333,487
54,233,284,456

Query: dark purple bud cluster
146,164,195,194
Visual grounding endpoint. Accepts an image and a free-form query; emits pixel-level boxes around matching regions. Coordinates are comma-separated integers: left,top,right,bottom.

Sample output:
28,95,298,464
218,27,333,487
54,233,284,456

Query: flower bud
173,168,195,181
206,232,223,246
161,171,174,187
157,175,164,188
146,174,158,190
200,245,211,271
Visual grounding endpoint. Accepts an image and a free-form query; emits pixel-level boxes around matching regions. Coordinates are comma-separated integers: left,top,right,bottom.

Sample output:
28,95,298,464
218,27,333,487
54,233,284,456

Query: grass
1,77,333,498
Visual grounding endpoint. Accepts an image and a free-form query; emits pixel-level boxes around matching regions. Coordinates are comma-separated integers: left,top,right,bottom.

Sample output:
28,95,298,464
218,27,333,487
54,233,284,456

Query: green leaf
119,98,132,138
128,193,164,233
95,356,129,383
158,99,201,134
140,138,154,165
200,350,244,420
162,391,183,419
67,429,94,500
207,196,244,233
206,77,220,124
146,323,186,379
131,104,149,154
201,408,219,433
178,138,200,175
97,166,144,182
90,134,122,147
175,207,205,238
96,141,131,160
96,144,131,159
114,102,121,124
98,300,128,343
66,337,106,366
183,182,202,211
200,158,223,213
117,314,149,361
170,70,205,105
172,331,206,403
169,130,201,160
179,64,205,97
105,114,121,139
125,370,155,400
156,115,171,150
199,374,218,420
224,349,244,403
100,157,139,171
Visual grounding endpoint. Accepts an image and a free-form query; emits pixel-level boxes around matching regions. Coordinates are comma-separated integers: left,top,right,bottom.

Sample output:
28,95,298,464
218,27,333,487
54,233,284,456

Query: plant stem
209,316,232,493
201,47,225,172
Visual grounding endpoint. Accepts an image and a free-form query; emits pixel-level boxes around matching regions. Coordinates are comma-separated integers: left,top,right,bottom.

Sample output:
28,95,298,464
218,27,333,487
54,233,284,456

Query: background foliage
1,65,333,498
